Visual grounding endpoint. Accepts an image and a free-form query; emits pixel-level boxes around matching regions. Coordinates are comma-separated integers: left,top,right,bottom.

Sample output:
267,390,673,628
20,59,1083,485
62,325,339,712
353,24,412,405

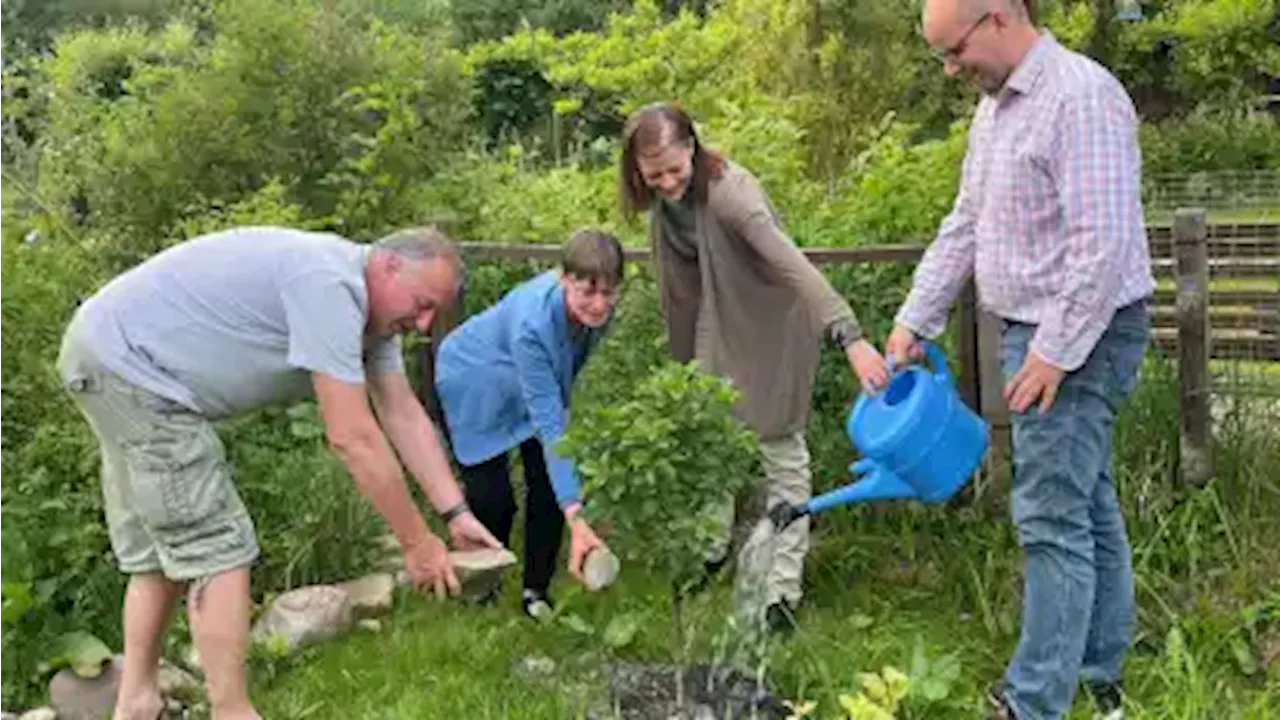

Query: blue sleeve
512,322,581,509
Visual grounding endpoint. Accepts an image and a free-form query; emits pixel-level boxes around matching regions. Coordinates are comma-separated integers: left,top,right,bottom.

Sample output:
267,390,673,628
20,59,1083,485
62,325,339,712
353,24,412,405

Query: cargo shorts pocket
121,416,251,573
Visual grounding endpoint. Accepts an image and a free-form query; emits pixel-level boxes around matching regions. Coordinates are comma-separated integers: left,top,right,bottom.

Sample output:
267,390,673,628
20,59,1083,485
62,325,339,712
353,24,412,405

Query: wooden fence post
1175,207,1213,486
956,279,980,414
977,308,1012,494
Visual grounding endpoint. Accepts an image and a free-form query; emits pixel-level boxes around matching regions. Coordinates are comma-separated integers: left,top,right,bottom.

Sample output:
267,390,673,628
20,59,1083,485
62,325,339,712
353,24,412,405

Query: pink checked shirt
897,33,1155,371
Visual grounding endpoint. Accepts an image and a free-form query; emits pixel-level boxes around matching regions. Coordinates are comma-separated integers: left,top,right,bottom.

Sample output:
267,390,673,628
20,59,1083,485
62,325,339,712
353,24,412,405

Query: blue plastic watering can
770,341,990,530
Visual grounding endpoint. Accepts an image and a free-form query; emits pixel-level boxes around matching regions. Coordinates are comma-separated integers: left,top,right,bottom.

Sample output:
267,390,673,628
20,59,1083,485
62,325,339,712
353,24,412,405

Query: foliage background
2,0,1278,709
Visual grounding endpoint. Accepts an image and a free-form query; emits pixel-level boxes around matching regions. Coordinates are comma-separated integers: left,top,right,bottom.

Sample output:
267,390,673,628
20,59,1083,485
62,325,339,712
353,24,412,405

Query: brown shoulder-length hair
618,102,725,221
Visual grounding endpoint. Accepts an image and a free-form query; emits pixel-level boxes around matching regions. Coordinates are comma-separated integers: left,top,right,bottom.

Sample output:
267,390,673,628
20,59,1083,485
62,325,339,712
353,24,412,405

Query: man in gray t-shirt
57,225,498,720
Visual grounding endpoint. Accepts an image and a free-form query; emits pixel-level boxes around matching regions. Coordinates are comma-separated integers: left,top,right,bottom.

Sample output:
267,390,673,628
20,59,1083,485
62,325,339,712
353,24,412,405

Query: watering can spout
810,458,918,510
772,460,918,530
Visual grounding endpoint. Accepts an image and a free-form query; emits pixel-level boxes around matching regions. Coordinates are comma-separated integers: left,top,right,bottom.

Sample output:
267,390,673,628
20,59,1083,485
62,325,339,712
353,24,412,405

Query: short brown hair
618,102,725,221
562,228,624,287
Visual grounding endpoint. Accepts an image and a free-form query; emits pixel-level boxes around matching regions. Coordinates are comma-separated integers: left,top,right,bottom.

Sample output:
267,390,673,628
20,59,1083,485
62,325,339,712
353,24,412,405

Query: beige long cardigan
648,160,862,440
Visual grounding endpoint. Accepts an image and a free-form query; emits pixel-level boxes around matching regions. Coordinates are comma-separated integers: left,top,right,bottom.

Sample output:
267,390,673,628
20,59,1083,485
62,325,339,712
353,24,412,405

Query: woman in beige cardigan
619,102,889,631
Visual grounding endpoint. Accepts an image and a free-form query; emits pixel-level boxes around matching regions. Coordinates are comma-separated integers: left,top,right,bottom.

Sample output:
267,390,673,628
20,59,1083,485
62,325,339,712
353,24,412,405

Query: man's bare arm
311,371,435,548
365,370,466,514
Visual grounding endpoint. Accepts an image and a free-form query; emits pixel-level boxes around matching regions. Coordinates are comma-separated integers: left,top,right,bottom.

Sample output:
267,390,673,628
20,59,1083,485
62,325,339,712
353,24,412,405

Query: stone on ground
336,573,395,618
251,585,353,654
388,547,518,600
450,548,518,601
48,655,202,720
18,709,56,720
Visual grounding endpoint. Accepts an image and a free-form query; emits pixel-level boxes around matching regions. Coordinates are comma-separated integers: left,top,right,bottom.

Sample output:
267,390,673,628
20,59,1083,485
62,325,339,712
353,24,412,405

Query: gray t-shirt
70,226,404,419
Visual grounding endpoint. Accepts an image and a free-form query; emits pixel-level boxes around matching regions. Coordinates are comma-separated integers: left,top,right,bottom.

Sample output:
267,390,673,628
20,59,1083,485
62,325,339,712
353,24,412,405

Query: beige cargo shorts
57,327,259,581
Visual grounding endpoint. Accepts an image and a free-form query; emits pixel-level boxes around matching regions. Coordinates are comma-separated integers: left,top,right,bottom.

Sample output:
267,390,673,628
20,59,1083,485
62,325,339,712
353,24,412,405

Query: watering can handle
922,340,952,385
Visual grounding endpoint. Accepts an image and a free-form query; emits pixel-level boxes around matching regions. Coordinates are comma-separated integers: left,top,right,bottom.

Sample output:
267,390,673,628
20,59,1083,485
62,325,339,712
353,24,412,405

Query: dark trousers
459,439,565,594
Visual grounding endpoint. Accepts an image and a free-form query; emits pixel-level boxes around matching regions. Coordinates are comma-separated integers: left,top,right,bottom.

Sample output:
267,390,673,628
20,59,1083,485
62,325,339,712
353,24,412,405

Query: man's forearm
331,430,433,547
380,401,466,515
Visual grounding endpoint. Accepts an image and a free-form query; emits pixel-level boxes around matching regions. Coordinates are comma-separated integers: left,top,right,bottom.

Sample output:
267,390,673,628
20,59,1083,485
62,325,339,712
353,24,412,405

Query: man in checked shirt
886,1,1155,719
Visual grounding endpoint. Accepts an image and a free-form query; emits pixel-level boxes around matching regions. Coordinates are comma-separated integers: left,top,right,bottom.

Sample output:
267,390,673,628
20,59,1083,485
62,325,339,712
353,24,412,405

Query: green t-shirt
660,195,699,259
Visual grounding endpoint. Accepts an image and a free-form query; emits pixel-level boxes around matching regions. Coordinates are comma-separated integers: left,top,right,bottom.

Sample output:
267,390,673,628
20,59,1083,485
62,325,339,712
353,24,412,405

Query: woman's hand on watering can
846,339,890,392
885,324,924,368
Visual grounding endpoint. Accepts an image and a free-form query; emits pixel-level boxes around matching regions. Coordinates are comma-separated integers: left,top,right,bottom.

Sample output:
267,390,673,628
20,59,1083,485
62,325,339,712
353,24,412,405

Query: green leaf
558,613,594,636
1230,637,1257,676
1,581,36,625
45,631,114,678
602,613,640,649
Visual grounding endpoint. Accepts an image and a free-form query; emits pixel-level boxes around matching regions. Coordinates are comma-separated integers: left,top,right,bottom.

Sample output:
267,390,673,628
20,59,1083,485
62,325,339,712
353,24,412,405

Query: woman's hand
846,338,890,391
563,504,605,582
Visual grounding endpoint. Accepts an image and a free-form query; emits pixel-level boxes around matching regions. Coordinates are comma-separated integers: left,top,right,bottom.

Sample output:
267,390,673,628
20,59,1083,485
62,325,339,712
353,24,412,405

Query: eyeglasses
930,11,992,62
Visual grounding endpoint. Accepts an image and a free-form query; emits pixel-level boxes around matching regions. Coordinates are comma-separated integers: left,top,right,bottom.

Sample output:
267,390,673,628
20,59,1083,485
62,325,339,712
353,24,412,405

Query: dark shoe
985,680,1017,720
1086,683,1124,720
521,588,554,621
765,600,798,635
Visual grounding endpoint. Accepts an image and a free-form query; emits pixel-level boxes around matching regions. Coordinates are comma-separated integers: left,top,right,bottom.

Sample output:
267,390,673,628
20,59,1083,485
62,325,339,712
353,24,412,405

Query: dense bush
4,0,473,247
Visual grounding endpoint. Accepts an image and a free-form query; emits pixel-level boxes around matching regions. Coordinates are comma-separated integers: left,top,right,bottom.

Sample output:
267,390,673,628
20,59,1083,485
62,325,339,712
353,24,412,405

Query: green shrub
15,0,473,246
558,359,760,593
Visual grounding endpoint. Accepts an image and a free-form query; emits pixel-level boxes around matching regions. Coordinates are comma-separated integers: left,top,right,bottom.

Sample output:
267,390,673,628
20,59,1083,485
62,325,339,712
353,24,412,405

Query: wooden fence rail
429,211,1278,488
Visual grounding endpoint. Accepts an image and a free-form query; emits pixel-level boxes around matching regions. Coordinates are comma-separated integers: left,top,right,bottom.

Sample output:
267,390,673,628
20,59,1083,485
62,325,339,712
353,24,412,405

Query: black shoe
1086,683,1124,720
521,588,554,621
984,680,1017,720
765,600,798,635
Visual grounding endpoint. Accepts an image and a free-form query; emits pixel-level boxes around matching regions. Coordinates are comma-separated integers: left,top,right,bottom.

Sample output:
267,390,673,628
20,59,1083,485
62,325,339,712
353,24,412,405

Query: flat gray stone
391,547,518,600
49,656,119,720
336,573,395,618
19,709,57,720
48,654,203,720
251,585,353,654
450,548,517,601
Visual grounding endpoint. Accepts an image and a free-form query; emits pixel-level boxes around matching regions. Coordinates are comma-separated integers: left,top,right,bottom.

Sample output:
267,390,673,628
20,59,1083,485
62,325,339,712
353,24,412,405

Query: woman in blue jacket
434,229,621,618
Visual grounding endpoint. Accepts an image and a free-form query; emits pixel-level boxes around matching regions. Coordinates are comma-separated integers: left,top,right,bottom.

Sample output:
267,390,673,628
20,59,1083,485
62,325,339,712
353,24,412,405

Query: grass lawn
253,498,1280,719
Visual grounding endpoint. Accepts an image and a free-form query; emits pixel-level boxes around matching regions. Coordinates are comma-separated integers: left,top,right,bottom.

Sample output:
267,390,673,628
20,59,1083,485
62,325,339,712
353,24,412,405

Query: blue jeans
1000,301,1149,720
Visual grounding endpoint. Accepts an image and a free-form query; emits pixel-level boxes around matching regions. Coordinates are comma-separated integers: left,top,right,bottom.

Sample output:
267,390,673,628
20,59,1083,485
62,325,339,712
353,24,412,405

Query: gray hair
374,226,465,286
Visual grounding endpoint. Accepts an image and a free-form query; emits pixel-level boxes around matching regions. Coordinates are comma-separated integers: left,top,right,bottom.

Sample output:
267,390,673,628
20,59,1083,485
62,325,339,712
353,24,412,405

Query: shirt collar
1003,30,1056,97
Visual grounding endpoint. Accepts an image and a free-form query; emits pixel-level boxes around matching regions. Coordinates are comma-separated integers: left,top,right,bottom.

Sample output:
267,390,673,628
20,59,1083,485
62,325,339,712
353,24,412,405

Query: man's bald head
921,0,1038,95
924,0,1028,38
